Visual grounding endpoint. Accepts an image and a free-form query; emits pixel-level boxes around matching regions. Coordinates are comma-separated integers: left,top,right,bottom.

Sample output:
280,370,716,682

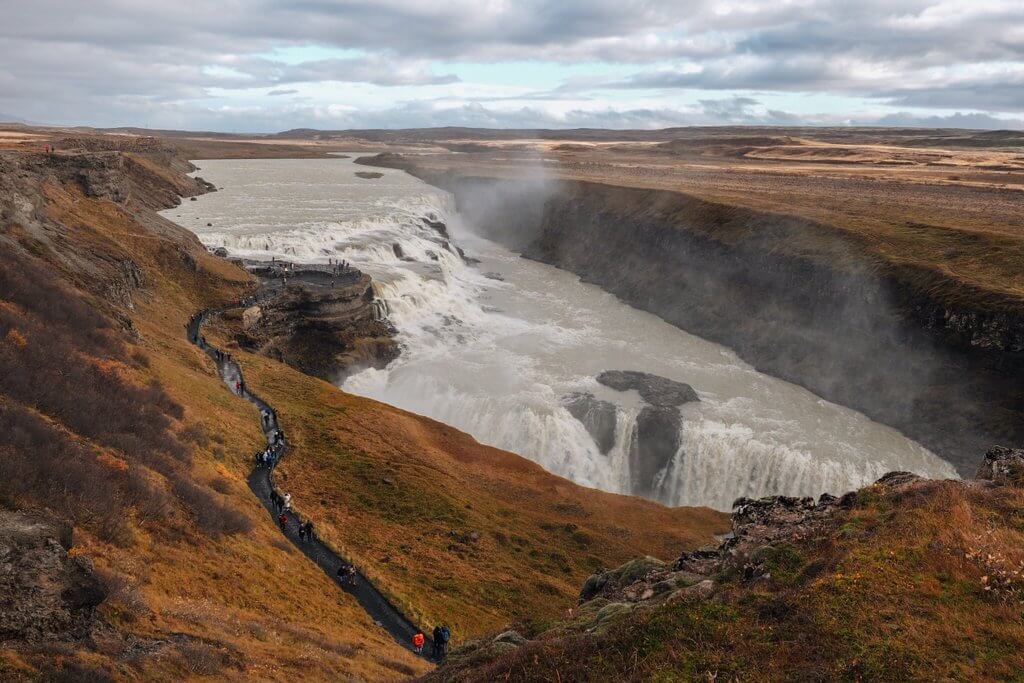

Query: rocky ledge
219,262,398,382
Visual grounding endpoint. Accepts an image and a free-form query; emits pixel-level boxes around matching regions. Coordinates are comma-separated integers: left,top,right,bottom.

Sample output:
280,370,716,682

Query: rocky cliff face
222,266,398,382
563,371,701,499
0,148,215,316
365,161,1024,475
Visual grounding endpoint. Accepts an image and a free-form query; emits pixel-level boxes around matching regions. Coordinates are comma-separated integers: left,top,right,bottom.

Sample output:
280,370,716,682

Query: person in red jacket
412,632,425,655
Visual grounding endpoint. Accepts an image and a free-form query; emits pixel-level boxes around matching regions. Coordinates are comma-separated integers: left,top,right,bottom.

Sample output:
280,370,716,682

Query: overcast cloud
1,0,1021,131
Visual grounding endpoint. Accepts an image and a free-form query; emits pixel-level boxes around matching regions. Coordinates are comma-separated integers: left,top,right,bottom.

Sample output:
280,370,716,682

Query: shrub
0,248,248,540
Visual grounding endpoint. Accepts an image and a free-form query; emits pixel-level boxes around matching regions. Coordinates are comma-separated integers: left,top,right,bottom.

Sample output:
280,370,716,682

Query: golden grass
2,178,430,680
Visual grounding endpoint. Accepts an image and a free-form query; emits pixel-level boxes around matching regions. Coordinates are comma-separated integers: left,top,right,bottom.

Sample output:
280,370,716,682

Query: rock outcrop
976,445,1024,486
226,265,398,381
0,510,106,643
596,370,700,499
563,392,617,455
596,370,699,407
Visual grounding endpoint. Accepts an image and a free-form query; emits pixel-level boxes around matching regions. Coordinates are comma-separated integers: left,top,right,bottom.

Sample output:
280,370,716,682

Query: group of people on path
269,489,313,542
411,625,451,659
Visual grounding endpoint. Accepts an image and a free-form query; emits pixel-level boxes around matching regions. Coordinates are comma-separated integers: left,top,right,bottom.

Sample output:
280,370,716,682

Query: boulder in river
421,216,450,239
597,370,699,407
563,392,617,455
631,406,682,498
596,370,699,499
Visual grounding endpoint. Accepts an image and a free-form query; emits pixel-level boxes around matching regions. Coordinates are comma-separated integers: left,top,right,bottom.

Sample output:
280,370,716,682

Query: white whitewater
164,156,958,511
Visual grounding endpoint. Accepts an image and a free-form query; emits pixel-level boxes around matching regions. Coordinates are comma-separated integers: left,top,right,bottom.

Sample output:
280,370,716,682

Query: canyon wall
374,164,1024,474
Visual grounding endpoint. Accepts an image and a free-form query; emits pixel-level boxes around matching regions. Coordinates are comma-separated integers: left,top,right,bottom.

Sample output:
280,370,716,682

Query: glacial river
164,156,957,510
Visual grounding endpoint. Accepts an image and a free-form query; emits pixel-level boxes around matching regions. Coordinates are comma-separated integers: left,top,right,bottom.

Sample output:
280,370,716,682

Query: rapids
164,156,957,510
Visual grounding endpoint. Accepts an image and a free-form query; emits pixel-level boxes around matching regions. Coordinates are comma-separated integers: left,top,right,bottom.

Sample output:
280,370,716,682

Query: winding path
186,298,438,662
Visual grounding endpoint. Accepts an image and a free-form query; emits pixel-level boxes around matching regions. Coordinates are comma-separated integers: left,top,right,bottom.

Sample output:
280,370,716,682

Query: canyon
2,124,1022,681
362,144,1024,476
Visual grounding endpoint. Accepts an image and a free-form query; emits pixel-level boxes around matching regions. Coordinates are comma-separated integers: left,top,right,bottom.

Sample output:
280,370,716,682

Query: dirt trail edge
186,301,438,663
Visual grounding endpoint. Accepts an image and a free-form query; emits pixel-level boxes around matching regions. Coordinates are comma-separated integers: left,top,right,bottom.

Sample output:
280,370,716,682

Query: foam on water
164,156,958,510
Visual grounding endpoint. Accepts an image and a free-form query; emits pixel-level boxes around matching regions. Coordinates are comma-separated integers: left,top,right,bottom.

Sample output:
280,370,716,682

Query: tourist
278,512,288,531
336,563,356,586
432,625,450,659
283,492,292,511
302,521,314,542
412,632,425,655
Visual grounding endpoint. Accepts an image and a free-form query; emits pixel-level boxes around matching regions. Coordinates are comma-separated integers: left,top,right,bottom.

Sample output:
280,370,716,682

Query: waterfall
164,157,959,511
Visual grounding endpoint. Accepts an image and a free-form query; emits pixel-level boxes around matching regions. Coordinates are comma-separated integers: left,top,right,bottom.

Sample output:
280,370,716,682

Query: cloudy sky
2,0,1022,132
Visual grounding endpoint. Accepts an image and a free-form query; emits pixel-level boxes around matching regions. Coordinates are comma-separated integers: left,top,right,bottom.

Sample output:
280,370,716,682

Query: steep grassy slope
425,455,1024,682
0,141,725,680
1,148,428,681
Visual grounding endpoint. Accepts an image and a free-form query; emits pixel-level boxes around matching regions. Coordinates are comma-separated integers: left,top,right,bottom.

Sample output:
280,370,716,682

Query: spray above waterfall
164,156,958,511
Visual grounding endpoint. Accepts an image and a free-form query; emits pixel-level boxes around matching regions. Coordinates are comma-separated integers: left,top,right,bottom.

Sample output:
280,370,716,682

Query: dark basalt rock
354,171,383,179
0,510,106,643
873,471,922,488
564,392,617,455
595,371,698,498
976,446,1024,486
597,370,699,407
421,216,450,239
631,406,682,498
238,269,398,382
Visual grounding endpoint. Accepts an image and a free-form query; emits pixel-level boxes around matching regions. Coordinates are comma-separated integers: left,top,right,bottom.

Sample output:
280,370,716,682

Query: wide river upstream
165,156,957,510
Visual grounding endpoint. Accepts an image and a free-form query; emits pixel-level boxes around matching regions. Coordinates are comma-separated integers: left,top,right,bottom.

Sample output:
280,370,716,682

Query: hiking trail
186,297,439,662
